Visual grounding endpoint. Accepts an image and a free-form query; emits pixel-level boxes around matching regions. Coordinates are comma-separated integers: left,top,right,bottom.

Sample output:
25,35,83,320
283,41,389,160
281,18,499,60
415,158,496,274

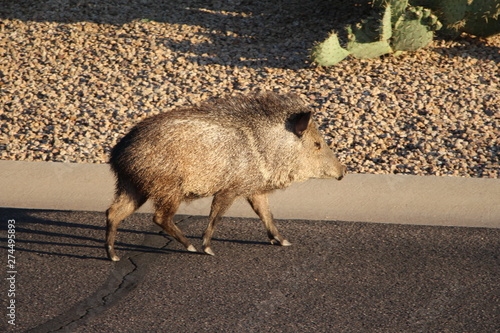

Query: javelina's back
105,92,346,260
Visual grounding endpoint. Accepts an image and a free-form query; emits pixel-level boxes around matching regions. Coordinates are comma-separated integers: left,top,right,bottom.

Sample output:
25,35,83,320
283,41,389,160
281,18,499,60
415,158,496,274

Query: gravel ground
1,0,499,178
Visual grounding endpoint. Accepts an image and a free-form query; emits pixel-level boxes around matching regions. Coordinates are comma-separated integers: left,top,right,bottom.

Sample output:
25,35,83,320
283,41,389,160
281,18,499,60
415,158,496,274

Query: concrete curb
1,160,499,228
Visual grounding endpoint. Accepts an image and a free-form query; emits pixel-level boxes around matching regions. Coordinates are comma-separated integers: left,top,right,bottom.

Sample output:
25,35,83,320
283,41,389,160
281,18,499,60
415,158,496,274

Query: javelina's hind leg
202,192,238,256
154,200,197,253
247,193,291,247
106,182,146,261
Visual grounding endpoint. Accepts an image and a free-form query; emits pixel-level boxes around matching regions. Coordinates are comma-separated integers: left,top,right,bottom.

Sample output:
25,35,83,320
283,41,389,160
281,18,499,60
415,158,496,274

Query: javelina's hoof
106,246,120,261
270,238,292,246
203,247,215,256
186,244,197,253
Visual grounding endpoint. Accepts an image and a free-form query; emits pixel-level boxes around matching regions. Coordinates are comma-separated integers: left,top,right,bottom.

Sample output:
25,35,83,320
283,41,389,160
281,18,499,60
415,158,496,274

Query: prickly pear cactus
413,0,500,37
391,6,443,51
310,1,442,66
311,5,395,65
311,0,497,66
435,0,467,27
373,0,409,24
346,5,393,59
462,0,500,37
310,32,350,67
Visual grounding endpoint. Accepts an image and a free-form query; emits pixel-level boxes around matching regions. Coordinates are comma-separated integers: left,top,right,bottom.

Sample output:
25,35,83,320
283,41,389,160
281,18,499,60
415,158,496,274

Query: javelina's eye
314,142,321,150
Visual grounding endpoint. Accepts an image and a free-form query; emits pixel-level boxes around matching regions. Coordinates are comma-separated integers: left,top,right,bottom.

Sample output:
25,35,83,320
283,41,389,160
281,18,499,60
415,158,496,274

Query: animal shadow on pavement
0,208,181,261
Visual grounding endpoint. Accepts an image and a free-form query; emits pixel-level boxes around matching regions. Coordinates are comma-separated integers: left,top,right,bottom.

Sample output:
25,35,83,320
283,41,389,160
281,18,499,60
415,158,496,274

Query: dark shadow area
0,0,372,69
0,207,204,331
0,0,370,27
0,207,193,261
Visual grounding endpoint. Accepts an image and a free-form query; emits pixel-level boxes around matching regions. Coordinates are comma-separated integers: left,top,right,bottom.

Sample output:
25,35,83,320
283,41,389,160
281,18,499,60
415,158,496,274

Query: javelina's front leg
202,192,238,256
247,193,291,246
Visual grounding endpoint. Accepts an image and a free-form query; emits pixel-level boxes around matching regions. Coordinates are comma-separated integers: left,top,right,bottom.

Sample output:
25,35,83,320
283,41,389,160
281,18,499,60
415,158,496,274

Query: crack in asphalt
26,218,192,332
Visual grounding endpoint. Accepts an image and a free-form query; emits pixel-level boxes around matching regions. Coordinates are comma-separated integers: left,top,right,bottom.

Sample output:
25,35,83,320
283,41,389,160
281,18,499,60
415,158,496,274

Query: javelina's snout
330,161,346,181
332,157,347,180
336,165,347,181
314,140,346,181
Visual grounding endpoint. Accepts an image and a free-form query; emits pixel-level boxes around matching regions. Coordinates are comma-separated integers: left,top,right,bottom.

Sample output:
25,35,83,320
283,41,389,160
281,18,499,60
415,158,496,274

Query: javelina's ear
293,112,312,137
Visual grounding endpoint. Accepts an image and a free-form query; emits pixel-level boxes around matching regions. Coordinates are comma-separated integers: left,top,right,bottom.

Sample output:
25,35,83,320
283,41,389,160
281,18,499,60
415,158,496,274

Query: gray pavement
1,160,500,332
1,208,499,332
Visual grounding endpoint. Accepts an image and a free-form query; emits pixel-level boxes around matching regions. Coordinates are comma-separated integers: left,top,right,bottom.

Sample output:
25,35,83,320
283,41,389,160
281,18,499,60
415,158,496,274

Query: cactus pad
391,6,442,52
347,5,393,59
463,0,500,37
414,0,499,37
373,0,409,24
310,32,350,66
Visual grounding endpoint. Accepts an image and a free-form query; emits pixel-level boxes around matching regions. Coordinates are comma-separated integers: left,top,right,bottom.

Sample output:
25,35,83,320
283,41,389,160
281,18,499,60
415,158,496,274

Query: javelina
106,92,346,260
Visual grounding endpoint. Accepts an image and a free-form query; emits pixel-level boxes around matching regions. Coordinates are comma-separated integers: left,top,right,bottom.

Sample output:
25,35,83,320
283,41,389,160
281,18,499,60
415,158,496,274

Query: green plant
391,6,442,51
413,0,500,37
311,2,442,66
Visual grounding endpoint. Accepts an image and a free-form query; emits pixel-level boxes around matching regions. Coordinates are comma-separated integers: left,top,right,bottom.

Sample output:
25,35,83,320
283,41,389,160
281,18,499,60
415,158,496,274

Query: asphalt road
1,208,499,332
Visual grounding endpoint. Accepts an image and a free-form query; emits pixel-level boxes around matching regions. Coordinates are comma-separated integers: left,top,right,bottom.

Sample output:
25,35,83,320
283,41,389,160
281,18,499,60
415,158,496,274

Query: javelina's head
290,110,346,182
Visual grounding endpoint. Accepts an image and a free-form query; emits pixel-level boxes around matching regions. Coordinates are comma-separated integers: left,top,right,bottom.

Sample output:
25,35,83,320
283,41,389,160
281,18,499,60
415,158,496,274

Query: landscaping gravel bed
1,0,499,178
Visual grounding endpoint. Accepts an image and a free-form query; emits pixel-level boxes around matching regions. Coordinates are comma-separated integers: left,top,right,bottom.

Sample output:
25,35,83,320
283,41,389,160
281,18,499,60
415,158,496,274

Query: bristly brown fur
105,92,346,260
